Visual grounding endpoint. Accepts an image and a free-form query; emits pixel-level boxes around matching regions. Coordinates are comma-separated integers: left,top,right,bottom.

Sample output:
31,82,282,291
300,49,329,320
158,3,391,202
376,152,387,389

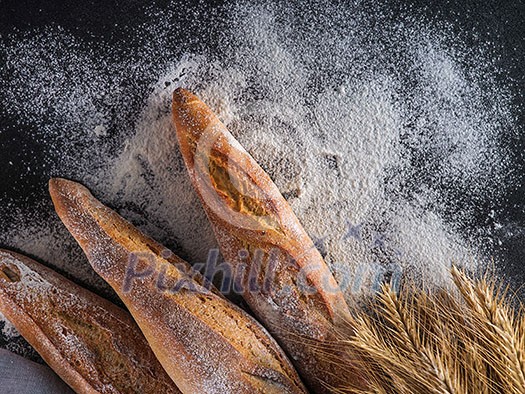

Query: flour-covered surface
0,0,523,360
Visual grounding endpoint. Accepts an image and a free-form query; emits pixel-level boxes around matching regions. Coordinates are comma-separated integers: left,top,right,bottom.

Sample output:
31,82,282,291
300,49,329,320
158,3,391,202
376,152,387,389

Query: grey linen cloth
0,349,74,393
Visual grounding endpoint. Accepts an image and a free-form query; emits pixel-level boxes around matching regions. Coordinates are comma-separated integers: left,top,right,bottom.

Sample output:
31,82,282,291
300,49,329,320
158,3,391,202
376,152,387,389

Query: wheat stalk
326,267,525,394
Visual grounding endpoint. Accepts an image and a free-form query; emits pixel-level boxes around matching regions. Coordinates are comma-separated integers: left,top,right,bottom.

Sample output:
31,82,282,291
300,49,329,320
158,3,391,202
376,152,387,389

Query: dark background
0,0,523,354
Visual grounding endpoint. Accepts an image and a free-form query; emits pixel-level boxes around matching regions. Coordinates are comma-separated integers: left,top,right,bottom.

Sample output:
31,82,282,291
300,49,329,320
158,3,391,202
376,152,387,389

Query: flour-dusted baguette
172,88,365,393
0,249,180,394
49,178,308,394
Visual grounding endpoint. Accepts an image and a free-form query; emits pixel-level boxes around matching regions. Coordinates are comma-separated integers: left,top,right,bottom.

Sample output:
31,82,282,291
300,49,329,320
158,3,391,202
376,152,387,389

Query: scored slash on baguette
0,249,180,394
172,88,365,393
49,178,308,394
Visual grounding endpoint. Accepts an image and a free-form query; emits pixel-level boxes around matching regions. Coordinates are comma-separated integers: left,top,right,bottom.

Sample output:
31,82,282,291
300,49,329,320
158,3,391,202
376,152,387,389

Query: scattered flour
0,0,518,355
0,312,18,340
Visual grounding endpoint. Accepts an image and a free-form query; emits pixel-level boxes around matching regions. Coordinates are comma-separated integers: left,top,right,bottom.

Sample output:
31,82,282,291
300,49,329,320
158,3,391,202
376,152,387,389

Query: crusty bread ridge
172,88,365,393
0,249,180,394
49,178,308,394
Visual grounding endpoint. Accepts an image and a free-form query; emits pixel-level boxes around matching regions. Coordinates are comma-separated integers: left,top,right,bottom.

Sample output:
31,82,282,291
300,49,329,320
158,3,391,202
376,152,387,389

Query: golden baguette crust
172,88,364,392
49,178,308,394
0,249,180,394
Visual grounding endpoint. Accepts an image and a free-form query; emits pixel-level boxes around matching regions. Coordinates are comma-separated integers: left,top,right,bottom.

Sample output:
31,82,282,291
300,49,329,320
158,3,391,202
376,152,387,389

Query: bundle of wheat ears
332,267,525,394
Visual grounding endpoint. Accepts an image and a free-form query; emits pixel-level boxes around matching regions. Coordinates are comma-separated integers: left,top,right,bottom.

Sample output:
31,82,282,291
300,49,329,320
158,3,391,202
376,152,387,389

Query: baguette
172,88,364,392
49,178,308,394
0,249,180,394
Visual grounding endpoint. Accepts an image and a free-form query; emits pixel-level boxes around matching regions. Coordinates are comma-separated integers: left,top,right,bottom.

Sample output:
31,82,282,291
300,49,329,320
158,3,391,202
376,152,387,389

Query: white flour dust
0,1,517,350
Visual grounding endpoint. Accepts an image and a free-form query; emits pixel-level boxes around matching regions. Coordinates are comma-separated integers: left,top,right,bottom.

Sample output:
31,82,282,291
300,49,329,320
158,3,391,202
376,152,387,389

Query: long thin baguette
172,88,364,392
49,178,308,394
0,249,180,394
